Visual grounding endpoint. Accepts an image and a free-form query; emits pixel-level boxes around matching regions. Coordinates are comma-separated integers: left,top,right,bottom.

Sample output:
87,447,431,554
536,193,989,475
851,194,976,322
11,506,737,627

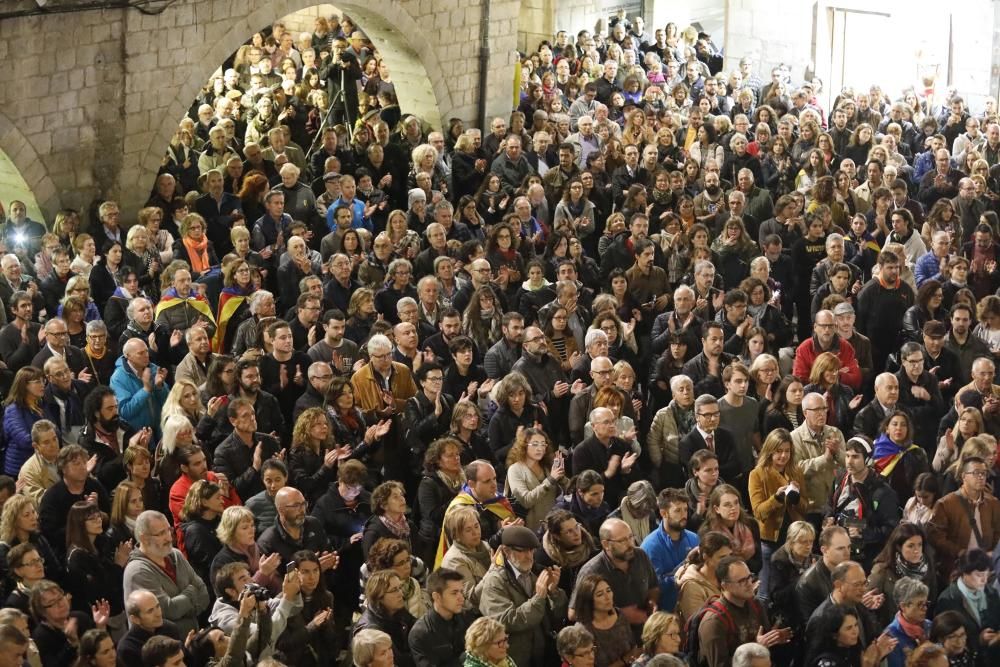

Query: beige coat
504,462,569,531
440,540,491,608
790,423,845,515
17,453,56,503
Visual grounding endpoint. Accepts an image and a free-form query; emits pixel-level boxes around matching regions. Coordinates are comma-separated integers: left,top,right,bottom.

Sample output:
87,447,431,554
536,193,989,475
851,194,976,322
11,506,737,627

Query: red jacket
168,470,241,526
792,335,862,390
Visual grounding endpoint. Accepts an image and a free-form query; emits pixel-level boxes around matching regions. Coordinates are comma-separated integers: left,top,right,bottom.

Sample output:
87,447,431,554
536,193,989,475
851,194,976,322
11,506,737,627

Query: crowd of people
1,6,1000,667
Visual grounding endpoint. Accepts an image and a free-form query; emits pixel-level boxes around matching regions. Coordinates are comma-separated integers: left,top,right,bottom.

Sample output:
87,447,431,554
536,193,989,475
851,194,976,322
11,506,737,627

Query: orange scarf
183,235,210,274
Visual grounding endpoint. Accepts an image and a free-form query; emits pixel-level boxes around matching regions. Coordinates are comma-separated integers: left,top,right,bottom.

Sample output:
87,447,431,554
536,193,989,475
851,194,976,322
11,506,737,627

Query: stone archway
122,0,457,212
0,111,62,223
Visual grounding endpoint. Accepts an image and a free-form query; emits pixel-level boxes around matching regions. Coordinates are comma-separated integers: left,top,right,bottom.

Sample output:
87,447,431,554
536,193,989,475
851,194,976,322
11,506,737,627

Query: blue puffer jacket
3,402,45,475
109,356,170,434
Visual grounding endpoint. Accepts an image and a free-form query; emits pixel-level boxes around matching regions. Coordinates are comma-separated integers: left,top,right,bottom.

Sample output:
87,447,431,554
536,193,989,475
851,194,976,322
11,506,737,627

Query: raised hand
114,540,133,567
91,599,111,628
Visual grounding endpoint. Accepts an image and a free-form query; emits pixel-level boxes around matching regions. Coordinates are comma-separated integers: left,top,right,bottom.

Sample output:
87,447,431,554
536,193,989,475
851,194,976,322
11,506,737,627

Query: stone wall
0,0,518,223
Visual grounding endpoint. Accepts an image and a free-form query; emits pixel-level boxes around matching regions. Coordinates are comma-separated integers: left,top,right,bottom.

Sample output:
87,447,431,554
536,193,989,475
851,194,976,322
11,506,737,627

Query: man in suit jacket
852,372,905,439
31,318,92,382
678,395,742,487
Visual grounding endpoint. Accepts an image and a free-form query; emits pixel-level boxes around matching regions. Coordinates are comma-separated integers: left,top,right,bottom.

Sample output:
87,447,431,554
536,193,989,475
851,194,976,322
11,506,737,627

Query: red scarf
894,611,926,643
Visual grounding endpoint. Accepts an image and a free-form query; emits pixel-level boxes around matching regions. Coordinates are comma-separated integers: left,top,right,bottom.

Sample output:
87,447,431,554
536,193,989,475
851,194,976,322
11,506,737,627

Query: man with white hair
566,114,602,169
198,125,238,174
275,162,318,231
0,253,42,318
350,334,416,482
120,296,184,368
175,325,214,387
110,338,170,433
123,511,209,636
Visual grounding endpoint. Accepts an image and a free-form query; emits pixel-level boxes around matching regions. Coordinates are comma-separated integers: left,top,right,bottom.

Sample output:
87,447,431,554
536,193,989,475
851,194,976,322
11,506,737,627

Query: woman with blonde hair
933,406,985,472
153,414,198,501
463,616,515,667
138,205,175,266
354,569,417,667
0,494,60,591
632,611,683,665
504,427,569,530
161,378,215,432
440,505,491,607
748,428,806,602
209,505,282,596
942,434,998,495
53,208,82,252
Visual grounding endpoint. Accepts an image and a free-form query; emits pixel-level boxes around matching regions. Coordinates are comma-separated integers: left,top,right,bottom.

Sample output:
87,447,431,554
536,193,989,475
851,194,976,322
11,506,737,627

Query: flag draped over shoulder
434,485,515,569
154,288,216,326
213,286,249,352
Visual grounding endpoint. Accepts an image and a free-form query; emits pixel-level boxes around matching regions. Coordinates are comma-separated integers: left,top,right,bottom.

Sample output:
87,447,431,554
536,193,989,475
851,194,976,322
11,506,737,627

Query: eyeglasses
696,411,720,419
42,592,67,608
280,501,307,511
726,574,756,586
492,636,510,647
905,600,929,609
17,557,44,568
523,337,543,345
424,376,444,382
572,647,596,658
964,469,989,479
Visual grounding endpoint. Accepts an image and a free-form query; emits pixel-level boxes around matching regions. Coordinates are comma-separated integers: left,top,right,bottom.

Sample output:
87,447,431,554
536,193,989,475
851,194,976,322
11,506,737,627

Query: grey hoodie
208,592,302,661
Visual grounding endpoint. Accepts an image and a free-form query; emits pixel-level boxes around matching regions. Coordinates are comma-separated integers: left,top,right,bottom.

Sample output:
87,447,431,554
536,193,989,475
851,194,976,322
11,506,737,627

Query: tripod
306,60,354,161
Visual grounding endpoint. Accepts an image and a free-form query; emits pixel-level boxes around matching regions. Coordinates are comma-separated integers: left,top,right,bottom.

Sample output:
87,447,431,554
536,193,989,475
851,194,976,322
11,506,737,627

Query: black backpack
683,595,764,667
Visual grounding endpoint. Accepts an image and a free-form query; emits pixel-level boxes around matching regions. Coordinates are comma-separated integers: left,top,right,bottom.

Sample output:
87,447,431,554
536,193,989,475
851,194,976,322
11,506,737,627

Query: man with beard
78,385,150,491
1,200,46,258
483,312,524,380
640,488,699,612
793,309,862,391
512,326,581,444
308,309,358,376
422,308,467,367
216,358,284,440
600,214,650,283
123,511,209,637
944,303,991,386
258,486,339,572
571,518,659,635
860,251,917,368
962,223,1000,299
682,322,734,398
